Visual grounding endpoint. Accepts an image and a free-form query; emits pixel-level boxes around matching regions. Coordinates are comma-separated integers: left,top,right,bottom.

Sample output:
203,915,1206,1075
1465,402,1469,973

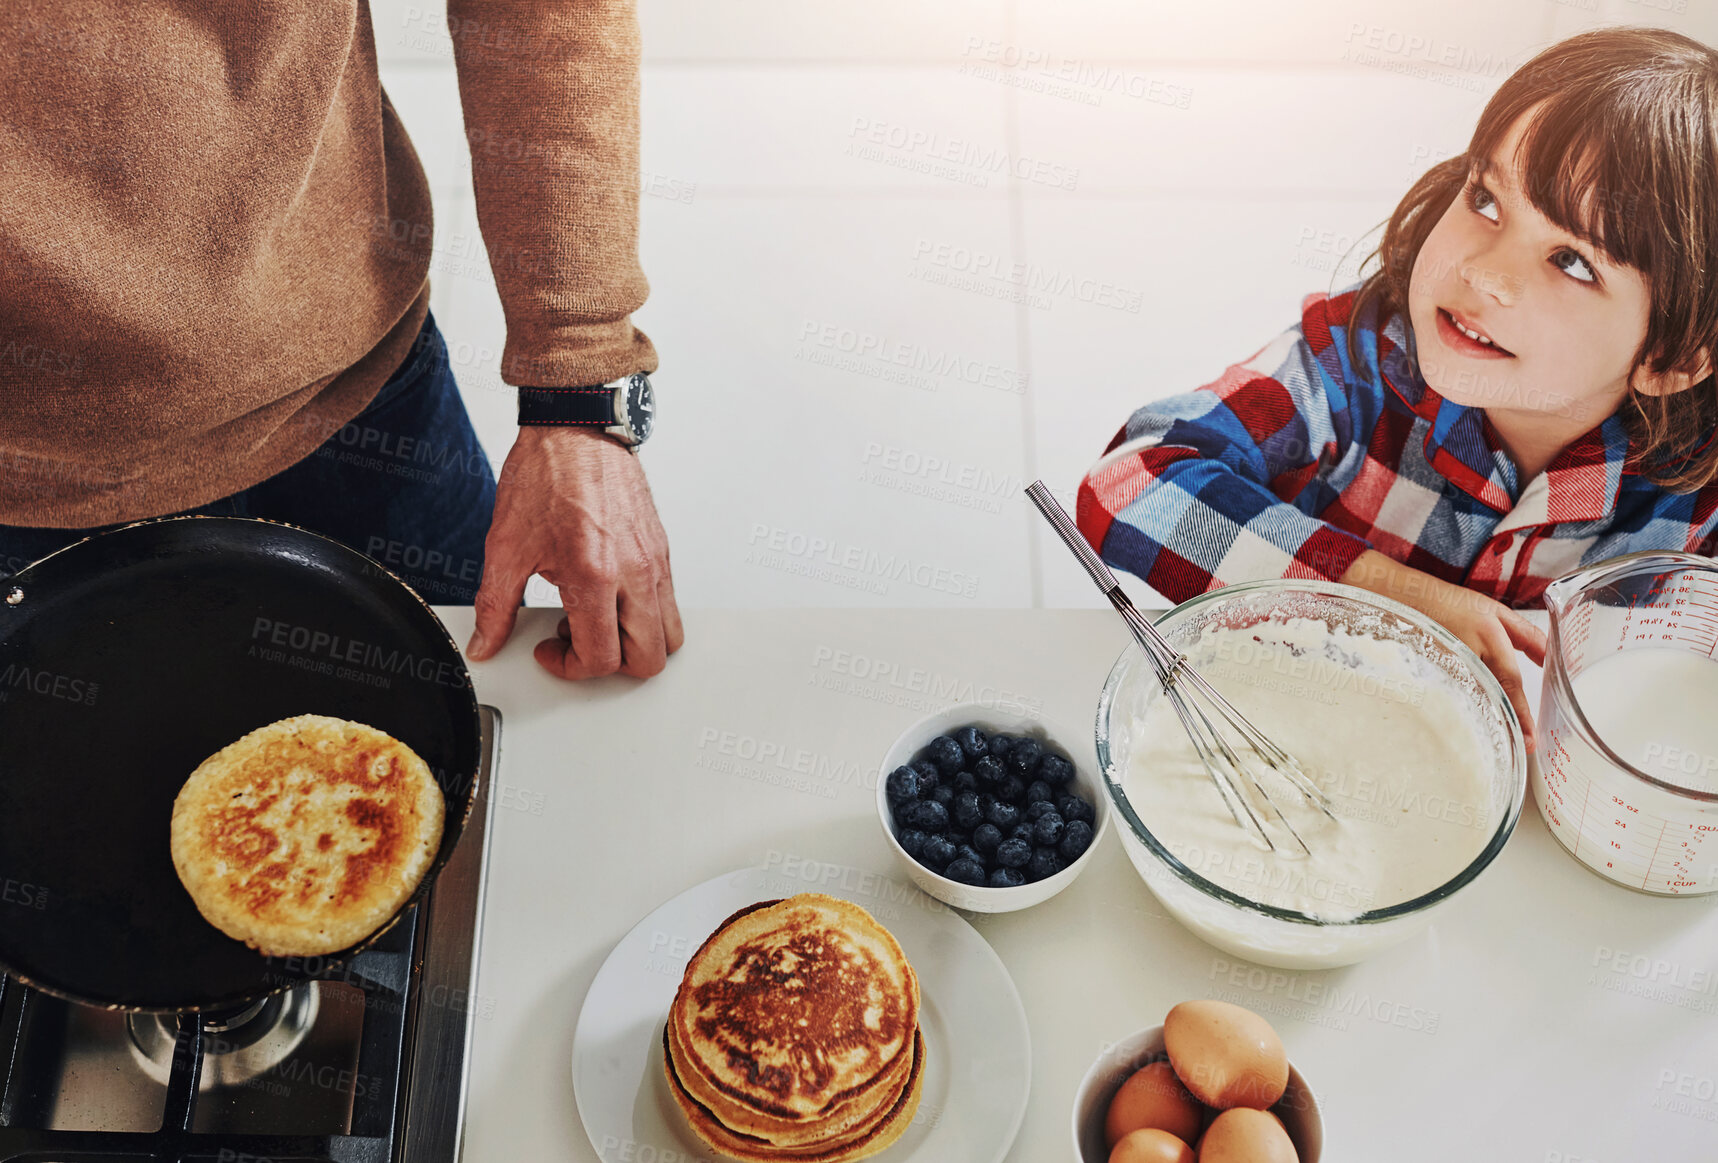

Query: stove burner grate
0,911,422,1163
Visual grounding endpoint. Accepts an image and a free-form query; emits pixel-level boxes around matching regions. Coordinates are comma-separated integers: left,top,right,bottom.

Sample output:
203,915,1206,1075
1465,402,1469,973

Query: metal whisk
1025,482,1337,855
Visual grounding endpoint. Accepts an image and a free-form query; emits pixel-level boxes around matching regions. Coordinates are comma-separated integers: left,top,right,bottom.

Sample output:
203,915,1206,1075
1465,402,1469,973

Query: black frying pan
0,516,481,1012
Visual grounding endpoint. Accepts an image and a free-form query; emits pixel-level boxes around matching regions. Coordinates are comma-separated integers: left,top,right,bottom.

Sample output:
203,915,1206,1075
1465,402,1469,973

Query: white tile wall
638,0,1010,61
1012,0,1558,72
367,0,1712,609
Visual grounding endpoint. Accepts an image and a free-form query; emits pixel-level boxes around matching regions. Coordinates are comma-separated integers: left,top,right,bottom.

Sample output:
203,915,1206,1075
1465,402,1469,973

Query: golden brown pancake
169,714,444,957
668,1007,917,1149
669,895,919,1132
667,903,917,1144
666,1023,925,1163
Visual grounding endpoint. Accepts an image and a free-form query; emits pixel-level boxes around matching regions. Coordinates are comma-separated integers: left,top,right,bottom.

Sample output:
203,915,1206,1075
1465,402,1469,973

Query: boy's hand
1338,549,1547,751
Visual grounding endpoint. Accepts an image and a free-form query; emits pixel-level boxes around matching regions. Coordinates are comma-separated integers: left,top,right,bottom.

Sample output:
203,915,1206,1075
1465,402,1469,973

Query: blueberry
910,758,940,796
987,734,1014,763
921,834,958,870
885,765,919,804
1056,793,1095,824
1060,819,1095,861
930,784,954,807
972,756,1005,786
1025,780,1054,805
1024,800,1058,822
898,828,927,860
908,799,949,832
945,858,986,886
1038,753,1075,787
988,867,1026,889
952,791,984,831
1007,737,1043,777
956,844,988,870
1027,846,1066,881
995,775,1024,805
972,822,1003,853
924,735,965,775
986,800,1021,829
1009,821,1036,844
952,768,978,793
952,725,989,760
1031,811,1065,848
995,837,1032,869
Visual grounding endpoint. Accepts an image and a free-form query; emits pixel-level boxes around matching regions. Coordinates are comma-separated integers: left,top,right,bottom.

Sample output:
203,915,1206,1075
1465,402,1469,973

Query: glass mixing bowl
1095,579,1527,969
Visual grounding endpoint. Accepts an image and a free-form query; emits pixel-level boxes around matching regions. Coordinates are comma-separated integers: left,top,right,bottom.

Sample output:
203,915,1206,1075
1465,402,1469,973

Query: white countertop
437,606,1718,1162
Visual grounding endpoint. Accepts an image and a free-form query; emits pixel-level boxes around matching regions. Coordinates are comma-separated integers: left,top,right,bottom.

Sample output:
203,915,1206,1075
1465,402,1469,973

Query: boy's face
1407,107,1666,430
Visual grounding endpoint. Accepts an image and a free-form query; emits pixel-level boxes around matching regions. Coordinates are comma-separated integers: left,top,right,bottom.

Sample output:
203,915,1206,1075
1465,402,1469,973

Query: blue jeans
0,309,498,604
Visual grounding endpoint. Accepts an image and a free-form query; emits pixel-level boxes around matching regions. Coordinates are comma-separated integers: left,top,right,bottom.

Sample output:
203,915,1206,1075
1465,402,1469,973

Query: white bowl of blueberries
877,702,1109,913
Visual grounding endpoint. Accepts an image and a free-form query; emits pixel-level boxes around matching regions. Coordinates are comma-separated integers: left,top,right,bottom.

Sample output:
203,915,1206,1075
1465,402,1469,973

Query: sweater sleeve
1075,294,1376,603
446,0,658,387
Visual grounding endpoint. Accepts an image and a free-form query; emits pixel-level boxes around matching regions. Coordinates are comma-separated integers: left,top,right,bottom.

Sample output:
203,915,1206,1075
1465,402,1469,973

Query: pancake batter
1122,617,1495,921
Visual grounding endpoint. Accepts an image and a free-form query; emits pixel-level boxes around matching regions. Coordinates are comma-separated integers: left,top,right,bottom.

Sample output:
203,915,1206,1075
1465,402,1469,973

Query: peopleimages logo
796,319,1028,394
0,877,49,911
807,646,1042,718
744,524,981,599
910,239,1144,314
0,662,99,706
248,616,469,690
846,117,1080,191
957,38,1195,110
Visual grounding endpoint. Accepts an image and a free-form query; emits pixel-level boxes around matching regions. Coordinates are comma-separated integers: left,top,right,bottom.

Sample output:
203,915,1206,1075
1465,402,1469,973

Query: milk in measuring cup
1572,648,1718,795
1537,645,1718,893
1532,551,1718,893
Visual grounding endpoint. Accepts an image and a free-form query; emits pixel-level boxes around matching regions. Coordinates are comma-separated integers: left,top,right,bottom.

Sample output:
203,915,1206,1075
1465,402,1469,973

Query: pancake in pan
169,714,444,957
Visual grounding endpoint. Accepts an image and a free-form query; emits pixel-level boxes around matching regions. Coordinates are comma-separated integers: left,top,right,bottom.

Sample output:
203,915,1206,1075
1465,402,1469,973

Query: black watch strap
517,385,615,428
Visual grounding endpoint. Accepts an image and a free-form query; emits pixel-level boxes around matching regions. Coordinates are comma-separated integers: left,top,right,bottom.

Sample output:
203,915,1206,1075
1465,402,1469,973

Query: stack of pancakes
664,893,924,1162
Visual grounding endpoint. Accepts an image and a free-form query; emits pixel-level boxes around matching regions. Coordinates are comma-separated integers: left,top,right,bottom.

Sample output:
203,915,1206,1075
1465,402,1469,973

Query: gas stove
0,705,500,1163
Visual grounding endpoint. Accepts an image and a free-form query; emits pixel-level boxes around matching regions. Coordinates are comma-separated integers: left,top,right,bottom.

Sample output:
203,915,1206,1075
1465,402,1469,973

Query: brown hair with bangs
1345,26,1718,491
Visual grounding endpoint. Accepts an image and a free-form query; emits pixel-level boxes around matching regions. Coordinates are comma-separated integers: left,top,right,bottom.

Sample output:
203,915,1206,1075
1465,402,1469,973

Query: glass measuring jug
1534,551,1718,893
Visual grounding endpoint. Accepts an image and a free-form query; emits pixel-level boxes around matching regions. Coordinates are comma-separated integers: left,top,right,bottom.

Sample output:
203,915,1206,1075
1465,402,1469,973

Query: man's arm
446,0,654,385
444,1,682,678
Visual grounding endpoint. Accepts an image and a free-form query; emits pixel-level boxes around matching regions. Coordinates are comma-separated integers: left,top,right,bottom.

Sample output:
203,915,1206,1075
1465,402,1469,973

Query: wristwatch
516,371,655,451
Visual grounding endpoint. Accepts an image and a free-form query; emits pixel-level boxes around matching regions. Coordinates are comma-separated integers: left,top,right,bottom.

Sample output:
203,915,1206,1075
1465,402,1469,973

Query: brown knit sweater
0,1,658,527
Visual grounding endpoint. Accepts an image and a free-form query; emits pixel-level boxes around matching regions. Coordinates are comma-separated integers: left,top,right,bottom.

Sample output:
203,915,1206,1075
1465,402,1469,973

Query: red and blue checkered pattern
1077,284,1718,609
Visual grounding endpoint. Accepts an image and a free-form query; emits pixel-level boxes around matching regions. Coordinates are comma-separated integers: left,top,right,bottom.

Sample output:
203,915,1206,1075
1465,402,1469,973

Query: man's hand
467,427,683,679
1338,549,1546,751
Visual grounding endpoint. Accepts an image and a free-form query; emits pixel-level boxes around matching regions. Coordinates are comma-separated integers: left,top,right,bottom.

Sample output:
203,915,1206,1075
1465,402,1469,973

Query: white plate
572,865,1031,1163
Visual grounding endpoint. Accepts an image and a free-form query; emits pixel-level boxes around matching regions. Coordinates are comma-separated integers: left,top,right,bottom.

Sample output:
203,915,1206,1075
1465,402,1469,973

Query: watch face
625,373,655,443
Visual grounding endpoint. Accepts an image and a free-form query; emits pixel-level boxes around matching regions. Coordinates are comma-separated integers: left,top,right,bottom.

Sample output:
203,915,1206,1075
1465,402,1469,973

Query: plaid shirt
1077,283,1718,609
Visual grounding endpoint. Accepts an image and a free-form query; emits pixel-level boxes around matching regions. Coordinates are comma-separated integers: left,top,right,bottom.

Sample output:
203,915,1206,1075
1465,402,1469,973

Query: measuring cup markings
1532,553,1718,894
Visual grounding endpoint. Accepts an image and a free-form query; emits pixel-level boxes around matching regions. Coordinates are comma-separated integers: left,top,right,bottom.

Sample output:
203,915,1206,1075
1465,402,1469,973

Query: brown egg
1198,1107,1298,1162
1108,1127,1196,1163
1163,999,1289,1109
1104,1061,1206,1147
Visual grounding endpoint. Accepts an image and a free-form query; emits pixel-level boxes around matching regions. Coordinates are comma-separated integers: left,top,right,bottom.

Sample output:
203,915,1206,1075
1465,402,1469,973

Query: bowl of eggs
1072,1000,1321,1163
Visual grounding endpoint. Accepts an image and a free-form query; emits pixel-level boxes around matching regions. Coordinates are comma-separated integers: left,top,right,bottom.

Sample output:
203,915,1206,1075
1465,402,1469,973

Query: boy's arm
1076,296,1374,603
1075,293,1547,748
1338,549,1546,750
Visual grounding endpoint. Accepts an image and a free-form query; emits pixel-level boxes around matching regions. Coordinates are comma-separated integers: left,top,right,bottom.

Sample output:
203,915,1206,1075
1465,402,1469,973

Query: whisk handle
1025,481,1123,596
